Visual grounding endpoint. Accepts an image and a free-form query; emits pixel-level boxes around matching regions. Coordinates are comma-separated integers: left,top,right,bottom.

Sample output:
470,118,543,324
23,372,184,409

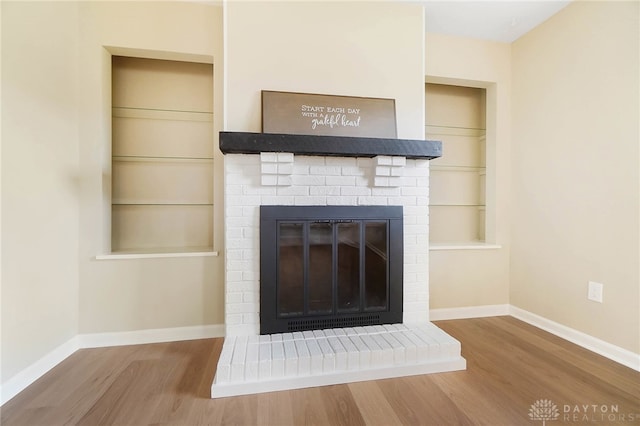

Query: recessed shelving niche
111,57,214,253
426,84,487,244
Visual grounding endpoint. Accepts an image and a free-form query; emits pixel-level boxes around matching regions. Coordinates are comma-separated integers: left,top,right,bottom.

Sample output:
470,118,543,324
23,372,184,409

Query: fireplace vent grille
287,314,381,332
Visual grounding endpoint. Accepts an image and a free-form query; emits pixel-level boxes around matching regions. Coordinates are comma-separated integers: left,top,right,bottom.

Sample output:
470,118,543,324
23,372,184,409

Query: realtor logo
530,399,560,425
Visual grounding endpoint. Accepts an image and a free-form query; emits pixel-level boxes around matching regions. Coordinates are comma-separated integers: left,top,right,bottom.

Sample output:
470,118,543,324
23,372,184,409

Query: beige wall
425,33,511,309
511,1,639,353
1,1,80,381
225,1,425,139
76,1,225,333
2,0,637,392
2,0,226,387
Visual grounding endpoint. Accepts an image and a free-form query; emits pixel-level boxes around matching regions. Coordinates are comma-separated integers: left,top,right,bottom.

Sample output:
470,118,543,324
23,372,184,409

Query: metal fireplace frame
260,205,403,334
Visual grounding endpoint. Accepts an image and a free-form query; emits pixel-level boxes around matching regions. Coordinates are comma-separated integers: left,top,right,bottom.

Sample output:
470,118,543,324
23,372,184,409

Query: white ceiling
424,1,572,43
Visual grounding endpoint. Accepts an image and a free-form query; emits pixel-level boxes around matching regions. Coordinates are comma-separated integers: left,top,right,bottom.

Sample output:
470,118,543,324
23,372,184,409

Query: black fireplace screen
260,206,403,334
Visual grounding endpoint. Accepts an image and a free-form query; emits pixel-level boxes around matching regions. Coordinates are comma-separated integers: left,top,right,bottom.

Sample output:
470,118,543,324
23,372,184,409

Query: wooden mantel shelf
219,132,442,160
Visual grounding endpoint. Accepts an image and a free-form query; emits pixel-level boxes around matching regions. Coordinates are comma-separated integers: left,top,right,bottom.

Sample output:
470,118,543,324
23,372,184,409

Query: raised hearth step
211,322,466,398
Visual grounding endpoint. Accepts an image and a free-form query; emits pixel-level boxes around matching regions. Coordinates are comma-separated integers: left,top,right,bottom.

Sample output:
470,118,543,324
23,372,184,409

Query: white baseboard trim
1,324,225,407
510,306,640,372
78,324,225,348
430,304,510,321
1,336,80,406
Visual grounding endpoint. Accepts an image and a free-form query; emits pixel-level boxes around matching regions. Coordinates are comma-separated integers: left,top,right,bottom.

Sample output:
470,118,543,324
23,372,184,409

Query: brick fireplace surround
211,132,466,398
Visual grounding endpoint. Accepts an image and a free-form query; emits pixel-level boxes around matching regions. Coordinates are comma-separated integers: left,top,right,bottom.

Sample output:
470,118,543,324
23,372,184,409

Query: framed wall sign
262,90,397,138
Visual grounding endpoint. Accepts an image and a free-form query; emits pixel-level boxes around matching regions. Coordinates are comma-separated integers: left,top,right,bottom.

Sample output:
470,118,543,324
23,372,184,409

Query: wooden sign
262,91,397,138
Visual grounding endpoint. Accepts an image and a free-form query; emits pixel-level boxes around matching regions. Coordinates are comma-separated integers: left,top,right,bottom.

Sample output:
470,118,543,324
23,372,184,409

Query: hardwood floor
2,316,639,425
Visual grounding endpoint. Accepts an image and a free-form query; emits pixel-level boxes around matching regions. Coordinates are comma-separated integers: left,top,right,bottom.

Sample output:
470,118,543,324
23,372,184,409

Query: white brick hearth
212,150,466,398
212,323,465,398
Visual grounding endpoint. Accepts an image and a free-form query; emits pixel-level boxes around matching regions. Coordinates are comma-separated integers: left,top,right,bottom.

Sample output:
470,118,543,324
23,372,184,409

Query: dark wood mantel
219,131,442,160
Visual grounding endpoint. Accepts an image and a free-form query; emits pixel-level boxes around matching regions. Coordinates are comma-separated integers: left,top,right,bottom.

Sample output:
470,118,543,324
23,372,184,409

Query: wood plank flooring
2,316,638,425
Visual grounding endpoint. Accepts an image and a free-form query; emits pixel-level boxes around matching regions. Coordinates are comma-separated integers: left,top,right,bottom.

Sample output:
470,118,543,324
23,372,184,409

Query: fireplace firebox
260,205,403,334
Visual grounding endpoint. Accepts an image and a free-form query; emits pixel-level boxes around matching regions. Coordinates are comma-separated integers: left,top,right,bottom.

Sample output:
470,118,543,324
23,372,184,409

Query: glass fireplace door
261,205,402,334
276,220,389,318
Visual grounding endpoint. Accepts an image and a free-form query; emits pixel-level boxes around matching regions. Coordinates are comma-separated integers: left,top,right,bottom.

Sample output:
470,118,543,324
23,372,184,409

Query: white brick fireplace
211,132,465,398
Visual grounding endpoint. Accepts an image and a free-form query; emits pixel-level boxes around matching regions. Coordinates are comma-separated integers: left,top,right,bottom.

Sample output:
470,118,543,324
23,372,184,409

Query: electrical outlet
588,281,603,303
